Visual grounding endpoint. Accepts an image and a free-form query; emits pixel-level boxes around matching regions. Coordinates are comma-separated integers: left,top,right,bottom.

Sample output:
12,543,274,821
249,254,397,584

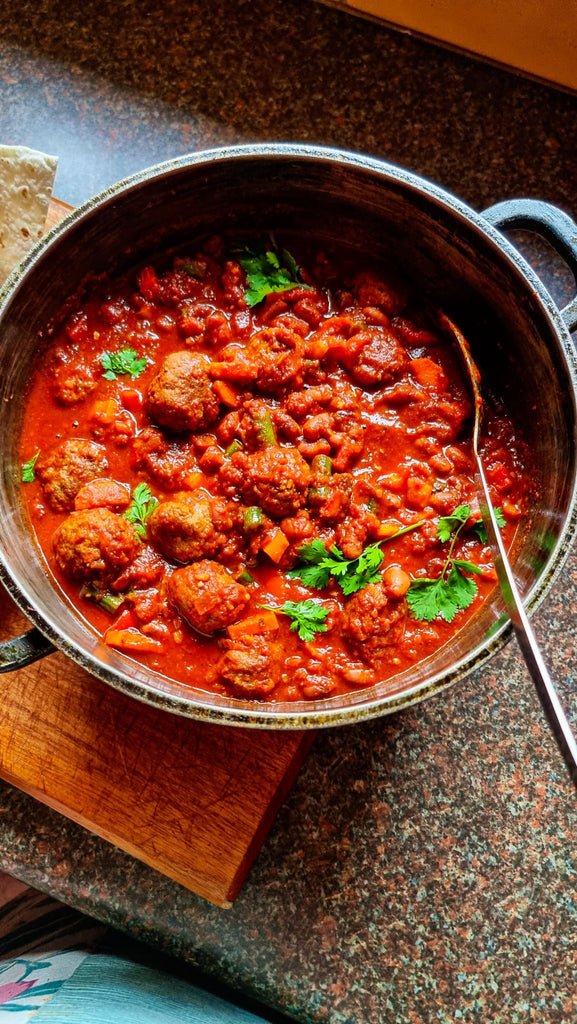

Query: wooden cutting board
0,199,313,908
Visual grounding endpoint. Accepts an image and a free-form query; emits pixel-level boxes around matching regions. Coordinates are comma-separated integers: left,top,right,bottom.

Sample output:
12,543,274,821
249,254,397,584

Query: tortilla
0,145,58,284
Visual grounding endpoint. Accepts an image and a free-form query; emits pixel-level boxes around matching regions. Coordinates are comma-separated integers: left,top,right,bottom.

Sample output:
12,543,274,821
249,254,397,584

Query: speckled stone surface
1,1,577,1021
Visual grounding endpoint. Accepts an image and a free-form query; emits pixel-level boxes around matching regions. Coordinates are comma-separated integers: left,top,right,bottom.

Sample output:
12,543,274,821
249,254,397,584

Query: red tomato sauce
19,234,532,702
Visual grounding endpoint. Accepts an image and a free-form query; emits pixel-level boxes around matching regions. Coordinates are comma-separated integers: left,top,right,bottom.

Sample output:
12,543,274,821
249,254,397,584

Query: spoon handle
476,463,577,787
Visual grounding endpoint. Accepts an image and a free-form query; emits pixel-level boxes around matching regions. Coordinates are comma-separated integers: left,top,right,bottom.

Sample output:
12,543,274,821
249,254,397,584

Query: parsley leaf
287,539,384,595
101,347,147,381
261,600,329,642
437,503,471,543
407,564,478,623
407,503,484,623
237,237,312,307
472,507,506,544
21,450,41,483
123,483,158,539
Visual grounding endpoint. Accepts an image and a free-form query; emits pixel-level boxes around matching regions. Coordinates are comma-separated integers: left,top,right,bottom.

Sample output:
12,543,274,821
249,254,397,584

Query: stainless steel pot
1,144,577,729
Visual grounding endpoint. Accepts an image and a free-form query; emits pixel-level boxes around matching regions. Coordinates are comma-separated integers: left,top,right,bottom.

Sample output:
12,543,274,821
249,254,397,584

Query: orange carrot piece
183,471,204,491
376,520,402,538
91,398,118,424
227,610,280,639
262,529,290,563
410,357,448,391
110,608,137,631
213,379,242,408
104,627,163,653
74,478,131,511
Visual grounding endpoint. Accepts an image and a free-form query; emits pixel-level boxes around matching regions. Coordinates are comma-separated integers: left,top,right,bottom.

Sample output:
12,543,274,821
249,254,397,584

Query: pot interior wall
0,151,574,722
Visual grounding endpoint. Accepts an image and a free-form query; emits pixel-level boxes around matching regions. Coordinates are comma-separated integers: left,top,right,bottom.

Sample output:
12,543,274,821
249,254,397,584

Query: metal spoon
439,310,577,787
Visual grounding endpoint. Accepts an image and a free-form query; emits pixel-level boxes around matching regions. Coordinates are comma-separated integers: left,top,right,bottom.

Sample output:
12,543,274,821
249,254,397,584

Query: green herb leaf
287,539,384,595
261,600,329,642
472,507,506,544
123,483,158,539
80,583,127,614
101,347,147,381
237,238,312,307
407,503,483,622
406,564,478,623
436,503,471,543
21,450,41,483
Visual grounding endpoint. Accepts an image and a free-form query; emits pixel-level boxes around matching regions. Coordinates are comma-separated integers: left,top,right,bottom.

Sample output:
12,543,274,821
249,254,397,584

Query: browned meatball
245,324,305,392
215,635,277,698
168,560,250,633
52,508,139,582
343,327,408,386
145,351,219,432
36,439,108,512
219,448,312,518
130,426,195,489
342,581,407,664
147,495,242,563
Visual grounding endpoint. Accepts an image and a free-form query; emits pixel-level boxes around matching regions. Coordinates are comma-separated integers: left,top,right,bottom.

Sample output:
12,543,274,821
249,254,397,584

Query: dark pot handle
0,627,56,673
483,198,577,333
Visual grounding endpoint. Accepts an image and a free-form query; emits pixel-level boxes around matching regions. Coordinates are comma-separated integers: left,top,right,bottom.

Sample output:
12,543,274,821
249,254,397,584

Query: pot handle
0,627,56,673
482,198,577,332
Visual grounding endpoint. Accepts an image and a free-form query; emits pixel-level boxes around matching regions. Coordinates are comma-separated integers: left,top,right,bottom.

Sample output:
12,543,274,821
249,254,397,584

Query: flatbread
0,145,58,284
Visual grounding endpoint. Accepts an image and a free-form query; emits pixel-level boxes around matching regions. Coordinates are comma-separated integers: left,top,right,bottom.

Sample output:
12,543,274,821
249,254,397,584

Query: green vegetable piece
21,450,41,483
472,507,506,544
244,506,264,531
237,237,312,307
225,439,243,458
81,584,126,614
252,408,277,447
123,482,159,539
101,347,147,381
260,600,329,642
288,539,384,596
238,568,254,585
311,454,332,477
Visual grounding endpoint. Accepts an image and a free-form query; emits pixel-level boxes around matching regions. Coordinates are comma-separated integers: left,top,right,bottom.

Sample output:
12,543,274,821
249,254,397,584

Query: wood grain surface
0,199,313,907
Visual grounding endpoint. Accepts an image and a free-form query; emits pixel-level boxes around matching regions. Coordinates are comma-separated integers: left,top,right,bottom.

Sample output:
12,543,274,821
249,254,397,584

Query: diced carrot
406,475,433,509
227,610,280,639
262,529,290,563
183,471,205,491
74,478,131,511
91,398,118,424
109,608,137,631
120,388,143,413
377,520,402,538
104,627,163,653
410,357,448,391
209,359,257,383
212,379,242,408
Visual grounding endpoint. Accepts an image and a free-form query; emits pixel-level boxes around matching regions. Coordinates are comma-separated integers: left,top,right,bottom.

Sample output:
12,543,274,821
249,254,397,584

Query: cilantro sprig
237,237,312,307
123,483,158,539
101,347,147,381
406,503,483,623
288,539,384,596
261,600,329,642
471,507,506,545
21,450,41,483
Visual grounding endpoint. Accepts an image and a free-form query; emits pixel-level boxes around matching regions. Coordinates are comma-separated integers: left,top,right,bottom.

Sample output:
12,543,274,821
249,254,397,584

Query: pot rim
2,142,577,729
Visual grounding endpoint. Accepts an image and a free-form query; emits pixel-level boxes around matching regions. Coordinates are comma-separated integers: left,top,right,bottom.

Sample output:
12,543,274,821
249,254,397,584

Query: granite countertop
1,2,577,1021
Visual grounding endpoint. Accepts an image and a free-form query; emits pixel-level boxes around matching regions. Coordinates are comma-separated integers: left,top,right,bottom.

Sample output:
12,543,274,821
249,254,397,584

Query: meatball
344,327,409,387
342,581,407,664
215,635,277,698
130,426,196,489
219,448,312,518
147,495,241,563
168,560,250,633
145,351,219,432
36,439,108,512
245,324,305,392
52,508,139,582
